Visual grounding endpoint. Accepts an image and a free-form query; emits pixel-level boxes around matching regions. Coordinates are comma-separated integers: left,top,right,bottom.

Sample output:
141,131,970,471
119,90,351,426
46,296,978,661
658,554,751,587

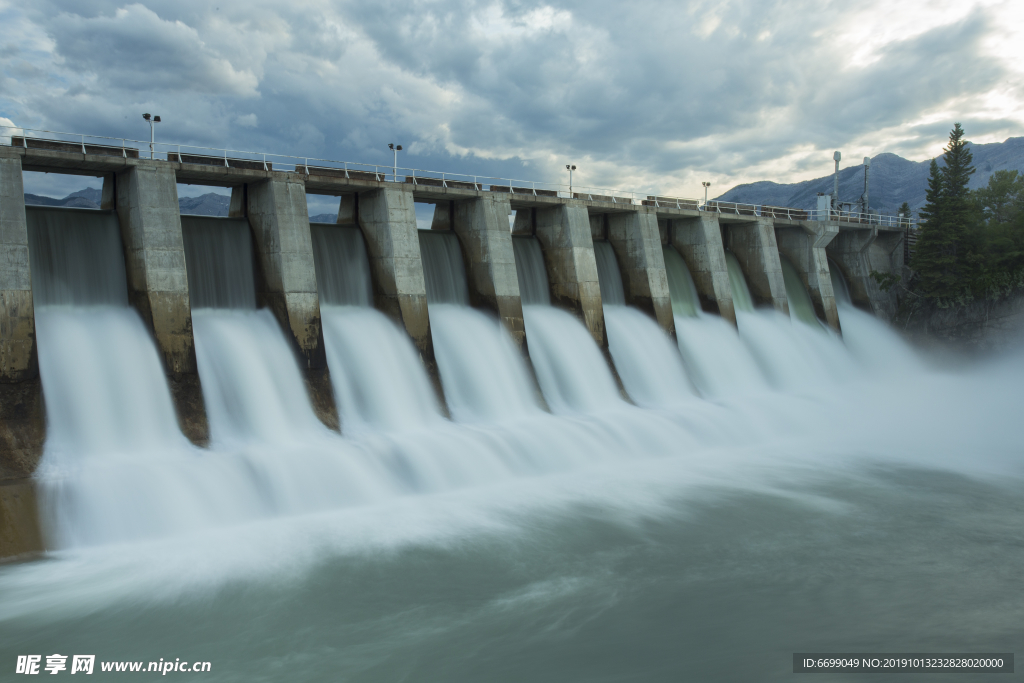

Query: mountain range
716,137,1024,216
24,189,341,221
25,189,234,216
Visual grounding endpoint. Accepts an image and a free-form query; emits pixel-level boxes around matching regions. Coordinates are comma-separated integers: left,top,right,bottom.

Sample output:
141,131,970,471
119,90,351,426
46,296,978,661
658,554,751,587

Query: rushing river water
3,210,1021,681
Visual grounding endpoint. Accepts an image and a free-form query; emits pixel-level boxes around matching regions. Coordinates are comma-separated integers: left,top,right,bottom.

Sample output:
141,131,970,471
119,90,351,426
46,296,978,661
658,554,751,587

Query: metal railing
1,124,917,226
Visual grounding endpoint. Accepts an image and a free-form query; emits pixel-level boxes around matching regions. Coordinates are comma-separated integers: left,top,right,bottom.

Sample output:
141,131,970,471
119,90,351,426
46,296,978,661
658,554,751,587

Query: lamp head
153,116,161,123
863,156,870,167
388,143,394,150
397,145,402,151
143,113,151,121
833,151,842,162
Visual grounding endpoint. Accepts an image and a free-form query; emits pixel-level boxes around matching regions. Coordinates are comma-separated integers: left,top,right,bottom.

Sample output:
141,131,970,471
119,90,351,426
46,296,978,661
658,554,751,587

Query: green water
780,258,821,327
2,464,1021,682
662,245,700,317
725,252,754,312
829,259,852,306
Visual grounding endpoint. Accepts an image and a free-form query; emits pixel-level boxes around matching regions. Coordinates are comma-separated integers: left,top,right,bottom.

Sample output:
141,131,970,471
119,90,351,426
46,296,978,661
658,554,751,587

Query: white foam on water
321,305,441,433
604,305,695,408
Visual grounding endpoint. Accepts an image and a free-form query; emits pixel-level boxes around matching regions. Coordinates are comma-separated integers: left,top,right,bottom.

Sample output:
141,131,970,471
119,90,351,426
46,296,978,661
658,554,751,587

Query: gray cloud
2,0,1022,199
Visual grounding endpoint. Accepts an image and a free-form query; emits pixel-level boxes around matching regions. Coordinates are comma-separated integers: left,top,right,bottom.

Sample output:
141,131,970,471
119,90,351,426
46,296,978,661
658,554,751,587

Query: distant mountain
717,137,1024,216
25,187,102,209
178,193,230,216
25,189,346,223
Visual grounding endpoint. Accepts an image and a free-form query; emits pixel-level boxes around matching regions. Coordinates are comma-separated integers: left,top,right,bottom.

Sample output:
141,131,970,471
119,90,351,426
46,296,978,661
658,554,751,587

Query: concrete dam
0,139,907,557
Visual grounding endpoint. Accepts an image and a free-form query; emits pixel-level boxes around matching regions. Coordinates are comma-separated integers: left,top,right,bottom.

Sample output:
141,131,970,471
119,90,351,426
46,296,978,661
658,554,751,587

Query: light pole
143,113,161,159
566,164,576,195
833,151,841,212
389,143,403,181
702,181,711,206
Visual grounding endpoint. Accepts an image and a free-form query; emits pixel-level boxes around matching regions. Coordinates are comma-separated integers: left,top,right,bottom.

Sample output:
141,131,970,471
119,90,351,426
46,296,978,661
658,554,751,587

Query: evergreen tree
911,159,952,297
898,201,911,223
910,123,977,300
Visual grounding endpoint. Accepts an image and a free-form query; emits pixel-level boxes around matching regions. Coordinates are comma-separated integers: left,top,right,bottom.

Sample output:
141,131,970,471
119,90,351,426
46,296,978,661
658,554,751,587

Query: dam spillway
1,139,1022,682
0,141,910,557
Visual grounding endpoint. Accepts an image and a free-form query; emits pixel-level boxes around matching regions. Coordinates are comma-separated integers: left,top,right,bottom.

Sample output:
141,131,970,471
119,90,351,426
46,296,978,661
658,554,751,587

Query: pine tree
898,201,911,224
910,124,977,300
911,159,953,297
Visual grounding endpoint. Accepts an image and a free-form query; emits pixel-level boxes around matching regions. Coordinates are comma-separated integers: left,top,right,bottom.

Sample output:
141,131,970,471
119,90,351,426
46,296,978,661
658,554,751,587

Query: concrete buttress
0,152,45,493
825,226,902,320
246,177,338,430
451,195,525,348
775,222,841,331
115,162,208,445
355,186,433,357
533,203,606,347
606,209,675,336
669,214,736,324
724,217,789,314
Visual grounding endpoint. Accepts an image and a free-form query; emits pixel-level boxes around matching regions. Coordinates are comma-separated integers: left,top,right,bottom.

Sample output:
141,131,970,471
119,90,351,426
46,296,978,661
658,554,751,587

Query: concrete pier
775,222,841,331
0,479,42,559
0,153,45,484
605,209,675,336
356,186,433,356
115,163,208,444
0,155,35,385
533,203,606,347
723,217,789,314
451,195,526,347
668,214,736,324
246,178,337,429
826,227,901,319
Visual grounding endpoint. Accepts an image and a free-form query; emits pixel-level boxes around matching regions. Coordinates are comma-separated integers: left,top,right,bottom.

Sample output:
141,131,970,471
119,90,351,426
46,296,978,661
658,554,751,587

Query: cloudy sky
1,0,1022,204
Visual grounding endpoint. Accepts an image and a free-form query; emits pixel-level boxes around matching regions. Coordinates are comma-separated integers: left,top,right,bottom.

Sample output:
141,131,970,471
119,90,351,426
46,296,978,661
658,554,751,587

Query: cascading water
593,242,694,407
311,223,373,307
418,230,539,421
311,223,441,432
27,207,187,455
780,258,821,327
593,241,625,305
180,217,257,309
725,251,754,313
829,258,852,307
418,230,470,305
522,305,624,413
512,236,622,411
662,245,700,318
824,258,922,375
664,245,768,397
512,236,550,306
181,217,327,444
725,250,853,391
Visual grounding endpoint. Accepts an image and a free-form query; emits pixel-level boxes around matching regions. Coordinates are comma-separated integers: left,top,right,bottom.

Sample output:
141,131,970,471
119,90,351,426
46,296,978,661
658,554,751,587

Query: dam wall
775,222,841,331
0,141,907,558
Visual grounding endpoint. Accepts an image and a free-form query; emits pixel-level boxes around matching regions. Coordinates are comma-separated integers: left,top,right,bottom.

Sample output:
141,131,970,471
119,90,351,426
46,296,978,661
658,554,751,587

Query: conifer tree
911,159,952,297
910,123,977,299
898,201,911,219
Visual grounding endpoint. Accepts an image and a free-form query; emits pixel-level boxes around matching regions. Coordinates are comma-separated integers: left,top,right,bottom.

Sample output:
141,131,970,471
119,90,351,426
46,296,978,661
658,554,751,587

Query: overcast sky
1,0,1022,202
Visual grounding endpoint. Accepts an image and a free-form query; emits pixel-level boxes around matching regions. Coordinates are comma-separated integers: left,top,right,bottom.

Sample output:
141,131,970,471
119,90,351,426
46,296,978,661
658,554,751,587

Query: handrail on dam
1,124,916,227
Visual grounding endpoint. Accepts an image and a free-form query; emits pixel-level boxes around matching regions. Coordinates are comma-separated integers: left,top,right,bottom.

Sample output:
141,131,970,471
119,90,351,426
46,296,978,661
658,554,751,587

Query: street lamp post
833,151,841,212
389,143,403,182
565,164,576,195
702,181,711,206
143,113,161,159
